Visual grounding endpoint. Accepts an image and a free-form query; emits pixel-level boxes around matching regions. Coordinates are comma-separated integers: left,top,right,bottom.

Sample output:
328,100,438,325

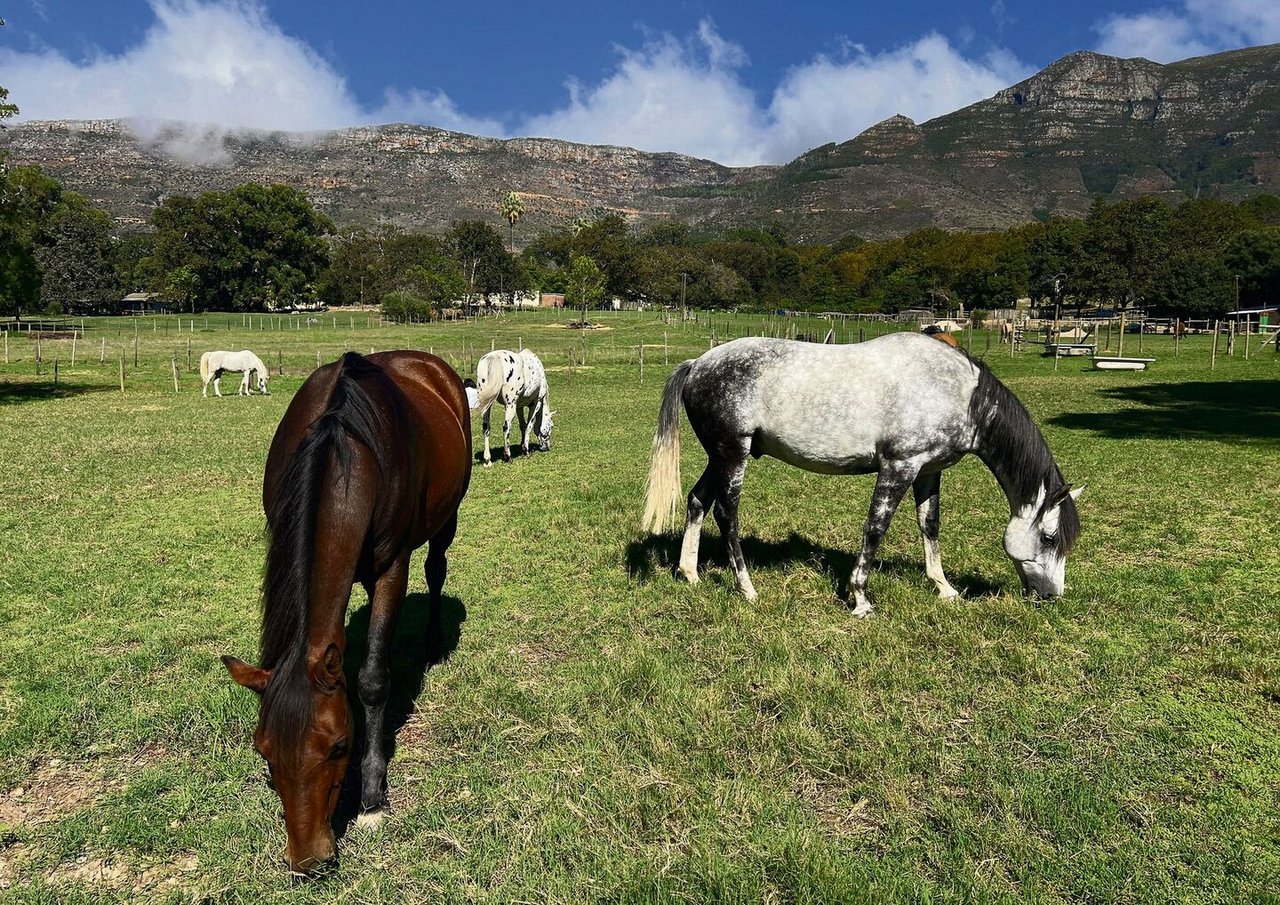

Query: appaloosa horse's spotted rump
642,333,1082,615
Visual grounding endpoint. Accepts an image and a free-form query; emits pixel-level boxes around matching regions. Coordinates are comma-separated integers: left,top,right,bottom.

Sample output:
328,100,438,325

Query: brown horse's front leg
355,553,410,827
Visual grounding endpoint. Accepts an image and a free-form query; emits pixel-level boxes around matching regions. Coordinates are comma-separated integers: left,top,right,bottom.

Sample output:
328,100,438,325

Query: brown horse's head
223,645,353,876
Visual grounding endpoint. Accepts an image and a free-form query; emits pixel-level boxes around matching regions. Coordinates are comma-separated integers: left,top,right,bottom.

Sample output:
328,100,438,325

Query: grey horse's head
1003,484,1084,597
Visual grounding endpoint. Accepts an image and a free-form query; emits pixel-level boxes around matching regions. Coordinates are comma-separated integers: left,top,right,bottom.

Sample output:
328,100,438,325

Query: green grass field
0,310,1277,903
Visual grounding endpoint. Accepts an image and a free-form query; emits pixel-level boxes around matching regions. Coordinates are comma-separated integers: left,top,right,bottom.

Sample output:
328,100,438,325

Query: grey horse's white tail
199,352,212,386
474,354,506,414
641,360,694,533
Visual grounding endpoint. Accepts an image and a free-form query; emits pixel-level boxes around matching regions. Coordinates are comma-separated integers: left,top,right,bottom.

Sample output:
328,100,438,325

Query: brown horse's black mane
963,352,1080,555
259,353,404,761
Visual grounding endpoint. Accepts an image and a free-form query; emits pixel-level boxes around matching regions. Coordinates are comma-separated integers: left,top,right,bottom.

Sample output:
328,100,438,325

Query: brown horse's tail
259,353,398,748
474,353,506,413
641,359,693,534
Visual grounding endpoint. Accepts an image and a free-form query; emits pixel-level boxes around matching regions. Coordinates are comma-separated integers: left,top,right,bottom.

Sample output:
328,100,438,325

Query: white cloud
1095,0,1280,62
0,0,495,163
523,25,1028,165
762,35,1029,163
519,26,769,165
1,1,1030,166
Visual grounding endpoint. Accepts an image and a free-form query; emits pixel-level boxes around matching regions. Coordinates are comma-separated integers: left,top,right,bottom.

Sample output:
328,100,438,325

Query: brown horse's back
367,351,472,548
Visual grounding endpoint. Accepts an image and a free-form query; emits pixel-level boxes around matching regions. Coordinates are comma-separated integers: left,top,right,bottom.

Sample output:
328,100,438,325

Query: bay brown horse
222,351,471,875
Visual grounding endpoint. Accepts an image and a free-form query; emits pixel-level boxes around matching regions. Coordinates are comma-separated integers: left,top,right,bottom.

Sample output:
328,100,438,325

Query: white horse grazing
200,350,270,397
474,349,554,466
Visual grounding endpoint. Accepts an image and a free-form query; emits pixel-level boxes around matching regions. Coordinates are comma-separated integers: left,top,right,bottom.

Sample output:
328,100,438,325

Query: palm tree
499,191,526,254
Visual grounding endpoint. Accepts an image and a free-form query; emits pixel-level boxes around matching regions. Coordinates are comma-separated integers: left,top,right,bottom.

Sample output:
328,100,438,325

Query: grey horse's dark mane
964,353,1080,554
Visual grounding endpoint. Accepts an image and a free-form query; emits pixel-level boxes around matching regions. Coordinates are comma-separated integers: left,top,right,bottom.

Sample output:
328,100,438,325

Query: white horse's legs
678,467,716,586
849,463,918,617
481,404,493,467
501,401,517,462
238,371,251,396
521,400,540,454
213,372,223,397
202,374,212,397
913,473,959,599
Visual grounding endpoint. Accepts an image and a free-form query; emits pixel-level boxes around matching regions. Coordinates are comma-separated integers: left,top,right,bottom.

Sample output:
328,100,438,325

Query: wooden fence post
53,358,59,387
172,355,179,393
71,331,77,366
277,350,283,376
1211,320,1219,370
119,349,125,394
639,343,644,384
187,338,192,371
100,336,105,363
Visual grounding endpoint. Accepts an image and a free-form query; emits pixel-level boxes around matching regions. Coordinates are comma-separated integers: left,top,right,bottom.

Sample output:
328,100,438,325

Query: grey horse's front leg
849,464,918,617
913,472,959,599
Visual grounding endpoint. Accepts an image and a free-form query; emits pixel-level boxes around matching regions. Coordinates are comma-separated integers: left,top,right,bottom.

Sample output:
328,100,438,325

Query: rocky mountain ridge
1,44,1276,241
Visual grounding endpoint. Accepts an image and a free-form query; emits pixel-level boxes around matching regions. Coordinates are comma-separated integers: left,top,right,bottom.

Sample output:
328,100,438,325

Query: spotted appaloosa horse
474,348,555,466
641,334,1082,616
222,351,471,876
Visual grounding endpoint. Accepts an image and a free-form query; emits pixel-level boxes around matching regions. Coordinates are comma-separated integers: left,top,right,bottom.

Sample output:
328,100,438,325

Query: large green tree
0,166,64,318
33,194,115,314
151,183,333,311
448,220,517,307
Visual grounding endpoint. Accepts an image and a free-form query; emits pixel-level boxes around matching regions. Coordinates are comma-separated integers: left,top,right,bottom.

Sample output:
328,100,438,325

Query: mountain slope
1,44,1277,241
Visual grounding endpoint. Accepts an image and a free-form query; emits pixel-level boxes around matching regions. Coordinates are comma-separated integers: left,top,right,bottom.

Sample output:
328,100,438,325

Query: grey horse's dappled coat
642,333,1082,614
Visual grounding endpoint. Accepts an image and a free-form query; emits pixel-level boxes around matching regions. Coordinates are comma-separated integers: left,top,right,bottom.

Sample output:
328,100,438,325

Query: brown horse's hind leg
355,552,411,827
425,513,457,651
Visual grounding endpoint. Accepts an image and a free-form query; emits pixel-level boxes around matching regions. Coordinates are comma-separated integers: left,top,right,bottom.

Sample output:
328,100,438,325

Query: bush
381,291,432,322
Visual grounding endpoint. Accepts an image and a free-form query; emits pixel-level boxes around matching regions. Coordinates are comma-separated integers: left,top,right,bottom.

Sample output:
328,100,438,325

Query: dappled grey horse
641,333,1082,615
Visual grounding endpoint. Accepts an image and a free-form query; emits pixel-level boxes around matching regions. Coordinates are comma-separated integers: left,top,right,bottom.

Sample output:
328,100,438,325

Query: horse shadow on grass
332,592,466,838
625,531,1006,601
0,381,115,406
1048,380,1280,443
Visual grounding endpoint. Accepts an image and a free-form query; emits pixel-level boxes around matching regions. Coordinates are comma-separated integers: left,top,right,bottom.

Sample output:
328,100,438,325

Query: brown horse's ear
222,655,270,694
313,643,344,690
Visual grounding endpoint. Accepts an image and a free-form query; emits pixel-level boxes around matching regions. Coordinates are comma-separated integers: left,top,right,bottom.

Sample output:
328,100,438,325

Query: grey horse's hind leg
709,446,756,601
678,466,717,585
849,463,918,617
913,472,959,599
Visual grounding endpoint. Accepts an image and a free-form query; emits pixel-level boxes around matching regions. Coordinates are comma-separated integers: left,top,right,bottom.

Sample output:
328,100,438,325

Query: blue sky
1,0,1276,165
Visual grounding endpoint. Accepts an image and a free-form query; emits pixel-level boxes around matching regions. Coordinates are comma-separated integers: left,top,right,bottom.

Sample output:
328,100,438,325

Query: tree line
2,164,1278,320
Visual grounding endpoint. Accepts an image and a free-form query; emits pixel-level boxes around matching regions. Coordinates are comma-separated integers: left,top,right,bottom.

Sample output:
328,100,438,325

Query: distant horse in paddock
222,351,471,876
641,334,1082,616
200,349,270,397
1000,322,1015,344
921,324,961,348
474,348,555,466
